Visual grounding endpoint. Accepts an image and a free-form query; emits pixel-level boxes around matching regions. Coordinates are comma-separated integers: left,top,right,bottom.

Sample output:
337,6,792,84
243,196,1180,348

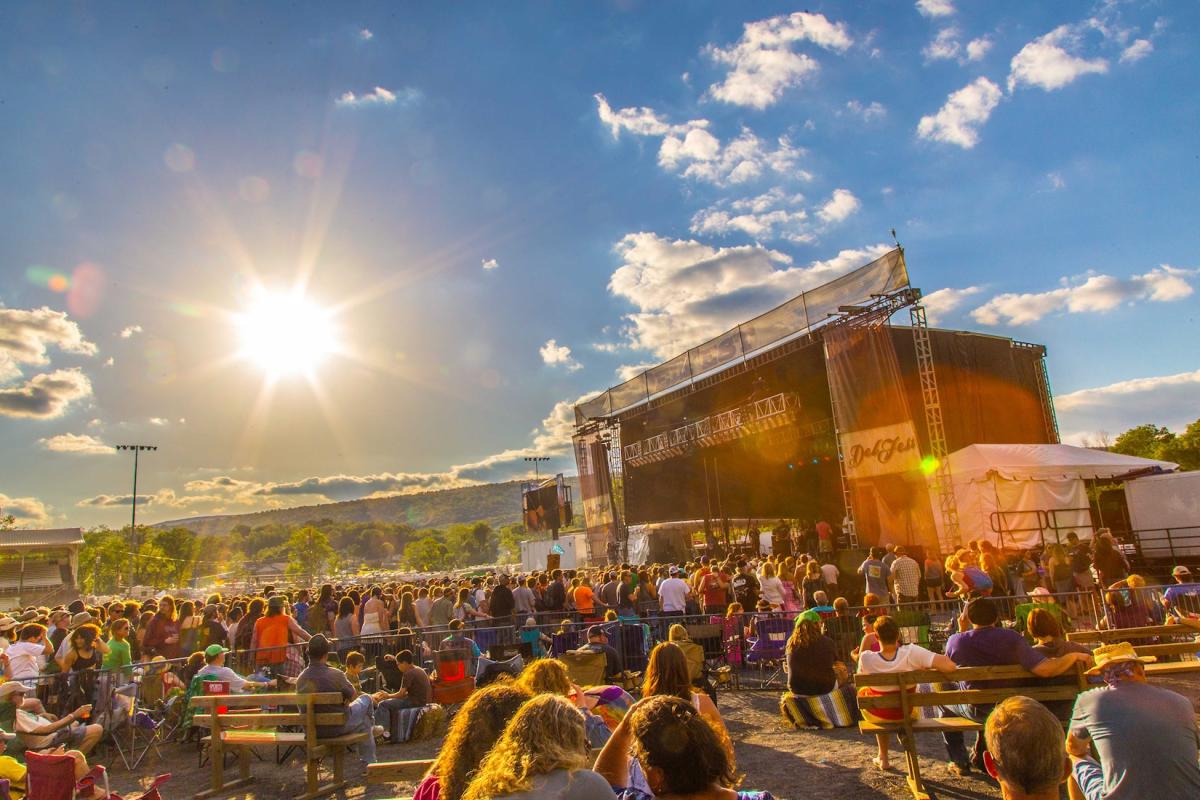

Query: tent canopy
947,443,1178,483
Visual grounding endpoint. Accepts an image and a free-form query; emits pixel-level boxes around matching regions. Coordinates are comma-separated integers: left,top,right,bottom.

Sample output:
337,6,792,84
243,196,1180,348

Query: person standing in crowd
1162,565,1200,616
252,595,310,673
543,569,567,613
1006,550,1037,599
6,625,52,682
1067,642,1200,798
816,519,834,556
924,554,945,605
699,563,729,616
361,587,389,637
758,563,786,611
1090,532,1129,589
732,560,760,611
859,547,890,600
46,610,71,653
983,696,1070,800
489,576,516,628
333,597,360,663
295,634,378,764
512,577,536,620
820,559,840,595
428,587,455,628
414,588,434,629
292,590,310,631
800,562,824,609
1044,543,1074,595
101,619,133,681
940,598,1093,774
890,547,922,605
1067,532,1095,594
657,567,691,616
573,576,597,620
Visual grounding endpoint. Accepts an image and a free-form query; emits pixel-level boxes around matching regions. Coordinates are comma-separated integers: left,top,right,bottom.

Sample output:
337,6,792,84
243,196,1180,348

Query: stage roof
575,247,909,424
0,528,84,550
947,444,1178,483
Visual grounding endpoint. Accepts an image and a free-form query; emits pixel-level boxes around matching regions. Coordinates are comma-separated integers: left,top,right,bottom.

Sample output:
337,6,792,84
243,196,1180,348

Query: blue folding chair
745,616,792,687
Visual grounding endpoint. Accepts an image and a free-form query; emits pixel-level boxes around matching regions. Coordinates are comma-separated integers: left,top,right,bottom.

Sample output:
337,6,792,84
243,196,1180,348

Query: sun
236,289,338,377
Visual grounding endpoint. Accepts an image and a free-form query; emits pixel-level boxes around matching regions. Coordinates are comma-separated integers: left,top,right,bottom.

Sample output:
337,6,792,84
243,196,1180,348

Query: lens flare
236,289,338,378
920,455,940,475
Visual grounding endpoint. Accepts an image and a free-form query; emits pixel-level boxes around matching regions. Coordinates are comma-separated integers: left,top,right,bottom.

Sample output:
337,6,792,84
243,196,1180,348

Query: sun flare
236,289,338,378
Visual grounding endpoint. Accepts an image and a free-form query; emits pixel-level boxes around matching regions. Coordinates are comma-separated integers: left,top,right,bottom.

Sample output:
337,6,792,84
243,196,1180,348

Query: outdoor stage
572,249,1059,563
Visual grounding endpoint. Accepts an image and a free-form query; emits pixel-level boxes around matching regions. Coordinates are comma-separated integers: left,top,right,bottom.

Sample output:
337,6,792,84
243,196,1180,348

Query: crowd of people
0,528,1194,798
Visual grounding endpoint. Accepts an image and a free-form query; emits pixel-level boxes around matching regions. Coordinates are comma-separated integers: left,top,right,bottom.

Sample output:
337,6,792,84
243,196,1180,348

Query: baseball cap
668,566,680,575
308,634,332,659
1173,566,1191,576
1030,587,1051,597
268,595,285,609
586,625,606,639
204,644,230,659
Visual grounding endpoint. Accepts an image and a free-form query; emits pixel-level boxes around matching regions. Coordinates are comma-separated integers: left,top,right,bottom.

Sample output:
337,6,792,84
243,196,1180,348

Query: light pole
116,444,156,586
523,455,550,481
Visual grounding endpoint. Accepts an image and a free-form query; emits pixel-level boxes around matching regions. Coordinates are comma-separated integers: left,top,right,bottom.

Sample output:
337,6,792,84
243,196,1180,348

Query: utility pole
523,455,550,481
116,444,157,587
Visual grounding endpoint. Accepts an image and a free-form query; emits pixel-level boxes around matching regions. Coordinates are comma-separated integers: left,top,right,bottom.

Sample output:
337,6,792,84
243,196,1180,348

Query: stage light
920,455,940,475
812,458,819,464
787,463,794,470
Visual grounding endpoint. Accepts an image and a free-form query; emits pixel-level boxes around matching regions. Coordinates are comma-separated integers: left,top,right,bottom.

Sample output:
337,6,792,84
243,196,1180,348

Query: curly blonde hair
433,683,534,800
515,658,572,696
460,694,590,800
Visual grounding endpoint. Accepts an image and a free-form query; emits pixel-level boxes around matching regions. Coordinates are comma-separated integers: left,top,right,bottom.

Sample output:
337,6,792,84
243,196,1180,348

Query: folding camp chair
431,650,475,706
558,650,607,687
687,624,737,690
745,616,791,687
25,751,106,800
550,630,581,657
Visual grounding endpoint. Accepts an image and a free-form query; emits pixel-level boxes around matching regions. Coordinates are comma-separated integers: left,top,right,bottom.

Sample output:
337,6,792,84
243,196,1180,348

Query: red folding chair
24,751,105,800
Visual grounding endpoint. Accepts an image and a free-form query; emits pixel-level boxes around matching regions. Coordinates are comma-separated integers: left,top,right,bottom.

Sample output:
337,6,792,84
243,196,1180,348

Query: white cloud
539,339,582,371
1056,370,1200,445
149,417,168,426
690,189,812,243
481,258,499,271
924,27,961,61
40,433,112,455
843,100,886,122
1119,38,1153,64
358,28,374,41
970,265,1196,326
335,86,420,108
0,369,92,419
916,0,955,18
615,362,659,382
119,325,142,339
816,188,860,223
1046,171,1066,190
0,494,52,526
0,306,97,382
608,233,890,357
594,96,807,187
1008,25,1109,92
103,357,114,367
965,36,993,61
704,12,852,110
920,285,984,324
917,77,1003,149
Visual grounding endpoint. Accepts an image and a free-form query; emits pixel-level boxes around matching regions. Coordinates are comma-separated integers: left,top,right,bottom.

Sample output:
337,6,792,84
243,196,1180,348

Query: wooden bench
1068,624,1200,670
366,759,436,784
190,691,369,800
855,664,1087,800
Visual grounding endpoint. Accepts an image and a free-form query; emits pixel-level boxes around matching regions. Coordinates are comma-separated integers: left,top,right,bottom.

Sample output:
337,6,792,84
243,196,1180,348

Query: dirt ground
95,676,1200,800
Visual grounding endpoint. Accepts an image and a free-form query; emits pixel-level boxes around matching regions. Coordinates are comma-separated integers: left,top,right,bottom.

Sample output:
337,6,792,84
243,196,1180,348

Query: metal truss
911,303,960,551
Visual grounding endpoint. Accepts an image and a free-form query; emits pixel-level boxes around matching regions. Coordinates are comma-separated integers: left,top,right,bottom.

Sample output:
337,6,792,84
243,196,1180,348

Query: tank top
334,615,356,642
255,614,291,664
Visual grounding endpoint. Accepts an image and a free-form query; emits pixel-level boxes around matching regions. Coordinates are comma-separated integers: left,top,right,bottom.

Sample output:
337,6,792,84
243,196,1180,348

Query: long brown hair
642,642,692,702
786,618,821,653
434,684,533,800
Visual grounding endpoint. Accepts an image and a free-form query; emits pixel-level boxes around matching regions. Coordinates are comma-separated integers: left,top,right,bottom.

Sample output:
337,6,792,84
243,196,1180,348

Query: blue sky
1,1,1196,528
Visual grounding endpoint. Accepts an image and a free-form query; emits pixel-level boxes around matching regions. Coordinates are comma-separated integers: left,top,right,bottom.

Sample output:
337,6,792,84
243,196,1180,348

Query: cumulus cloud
119,325,142,339
690,189,811,243
704,12,852,110
970,266,1195,326
1008,25,1108,92
594,96,806,186
0,494,52,526
539,339,582,371
0,369,92,419
615,363,658,382
916,0,955,18
843,100,886,122
924,27,962,61
481,258,499,271
78,493,151,508
816,188,860,223
1056,370,1200,445
40,433,112,455
335,86,421,108
965,36,993,61
0,306,97,382
917,77,1003,149
920,286,984,324
358,28,374,41
1119,38,1153,64
149,417,168,426
608,233,891,358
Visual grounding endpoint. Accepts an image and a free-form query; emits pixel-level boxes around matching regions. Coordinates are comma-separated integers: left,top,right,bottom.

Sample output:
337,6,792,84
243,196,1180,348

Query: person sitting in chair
195,644,273,694
0,682,102,759
575,626,622,682
372,650,432,741
295,635,380,764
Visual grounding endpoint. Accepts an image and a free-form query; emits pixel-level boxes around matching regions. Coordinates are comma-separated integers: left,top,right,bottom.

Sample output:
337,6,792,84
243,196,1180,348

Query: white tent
933,443,1177,550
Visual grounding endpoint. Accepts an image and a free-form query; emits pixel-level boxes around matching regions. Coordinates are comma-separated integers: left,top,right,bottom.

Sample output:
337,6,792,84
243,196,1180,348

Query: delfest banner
842,422,923,480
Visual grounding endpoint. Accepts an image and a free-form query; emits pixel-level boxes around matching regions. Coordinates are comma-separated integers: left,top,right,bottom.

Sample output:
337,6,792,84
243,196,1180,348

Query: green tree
286,526,337,582
0,515,15,531
79,528,128,594
135,541,174,587
1160,418,1200,471
403,536,451,572
497,523,527,564
147,527,199,586
1111,424,1175,460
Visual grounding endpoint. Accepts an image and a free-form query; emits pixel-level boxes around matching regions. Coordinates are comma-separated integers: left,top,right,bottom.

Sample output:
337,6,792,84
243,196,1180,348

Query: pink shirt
413,774,440,800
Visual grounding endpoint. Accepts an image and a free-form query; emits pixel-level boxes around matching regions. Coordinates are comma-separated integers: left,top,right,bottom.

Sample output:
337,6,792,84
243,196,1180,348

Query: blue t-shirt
859,559,890,597
1070,682,1200,799
945,626,1045,689
1162,583,1200,612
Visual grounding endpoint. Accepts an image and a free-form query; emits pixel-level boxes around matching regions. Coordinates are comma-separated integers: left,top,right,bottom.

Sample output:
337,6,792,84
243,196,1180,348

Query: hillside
152,476,581,536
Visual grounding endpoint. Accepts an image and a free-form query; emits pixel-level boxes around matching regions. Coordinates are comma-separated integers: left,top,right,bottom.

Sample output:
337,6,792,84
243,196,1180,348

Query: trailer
1127,470,1200,560
520,533,587,572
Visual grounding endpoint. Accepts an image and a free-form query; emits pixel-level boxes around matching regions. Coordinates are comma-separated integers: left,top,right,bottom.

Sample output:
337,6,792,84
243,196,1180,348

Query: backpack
306,604,328,634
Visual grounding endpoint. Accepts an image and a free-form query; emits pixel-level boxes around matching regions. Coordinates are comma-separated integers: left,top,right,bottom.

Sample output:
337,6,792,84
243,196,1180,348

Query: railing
1130,526,1200,564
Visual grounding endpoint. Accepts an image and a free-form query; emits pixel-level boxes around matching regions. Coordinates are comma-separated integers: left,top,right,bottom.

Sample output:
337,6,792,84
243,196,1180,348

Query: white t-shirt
759,576,786,607
821,563,840,585
5,641,47,680
856,644,938,692
657,578,690,612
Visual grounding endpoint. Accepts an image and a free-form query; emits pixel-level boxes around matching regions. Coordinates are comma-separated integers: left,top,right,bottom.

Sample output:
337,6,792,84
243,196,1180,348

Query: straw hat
1085,642,1156,675
0,619,15,632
